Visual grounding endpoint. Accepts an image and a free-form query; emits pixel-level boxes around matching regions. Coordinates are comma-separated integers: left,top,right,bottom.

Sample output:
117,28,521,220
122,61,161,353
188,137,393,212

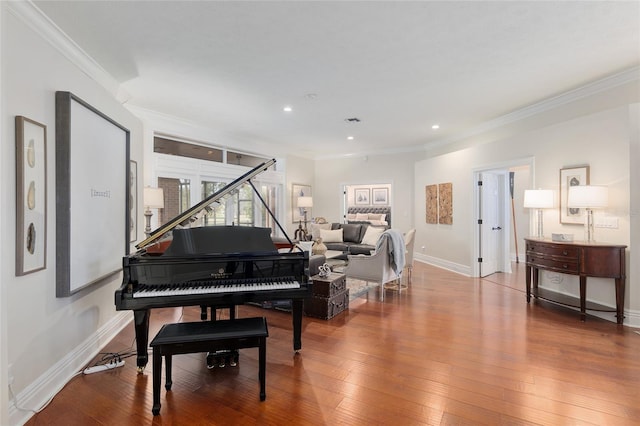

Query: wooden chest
310,272,347,297
304,289,349,320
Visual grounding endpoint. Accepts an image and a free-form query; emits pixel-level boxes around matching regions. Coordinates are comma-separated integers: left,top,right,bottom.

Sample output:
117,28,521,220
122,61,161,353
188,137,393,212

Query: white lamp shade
523,189,554,209
297,196,313,208
567,185,608,208
144,187,165,209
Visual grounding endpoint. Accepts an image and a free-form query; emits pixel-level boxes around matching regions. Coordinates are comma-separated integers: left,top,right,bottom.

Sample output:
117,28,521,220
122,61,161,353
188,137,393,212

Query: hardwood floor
24,262,640,425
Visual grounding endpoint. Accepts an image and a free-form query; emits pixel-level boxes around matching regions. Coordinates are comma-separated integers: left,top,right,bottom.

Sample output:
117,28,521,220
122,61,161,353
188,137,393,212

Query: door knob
492,226,502,230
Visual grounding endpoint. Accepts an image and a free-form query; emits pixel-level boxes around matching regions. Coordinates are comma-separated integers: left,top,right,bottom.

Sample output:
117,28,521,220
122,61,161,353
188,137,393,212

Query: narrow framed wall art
15,116,47,276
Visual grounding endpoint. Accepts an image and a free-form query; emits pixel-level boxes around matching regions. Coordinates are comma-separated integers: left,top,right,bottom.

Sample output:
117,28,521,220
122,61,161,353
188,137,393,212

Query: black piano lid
163,226,278,257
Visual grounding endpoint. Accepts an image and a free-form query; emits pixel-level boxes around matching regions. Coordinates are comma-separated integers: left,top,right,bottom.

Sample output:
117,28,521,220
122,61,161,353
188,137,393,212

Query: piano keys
115,159,311,371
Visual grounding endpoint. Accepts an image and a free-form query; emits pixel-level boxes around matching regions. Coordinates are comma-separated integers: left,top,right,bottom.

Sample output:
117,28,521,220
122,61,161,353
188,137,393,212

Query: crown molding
7,0,122,98
424,66,640,151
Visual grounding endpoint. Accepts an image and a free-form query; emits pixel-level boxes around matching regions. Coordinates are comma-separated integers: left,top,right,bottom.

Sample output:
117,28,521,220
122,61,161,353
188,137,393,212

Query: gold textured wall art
438,182,453,224
425,184,438,224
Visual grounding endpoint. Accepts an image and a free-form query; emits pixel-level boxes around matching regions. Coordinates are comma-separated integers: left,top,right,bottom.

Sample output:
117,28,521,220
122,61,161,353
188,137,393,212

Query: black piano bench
149,317,269,415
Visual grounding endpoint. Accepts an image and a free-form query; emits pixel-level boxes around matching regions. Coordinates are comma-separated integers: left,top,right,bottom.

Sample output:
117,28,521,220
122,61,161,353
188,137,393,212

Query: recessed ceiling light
347,136,354,140
432,124,440,130
283,106,293,112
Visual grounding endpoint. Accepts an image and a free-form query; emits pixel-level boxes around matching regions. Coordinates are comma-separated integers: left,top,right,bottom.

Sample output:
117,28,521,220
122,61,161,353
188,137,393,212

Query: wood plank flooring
24,262,640,425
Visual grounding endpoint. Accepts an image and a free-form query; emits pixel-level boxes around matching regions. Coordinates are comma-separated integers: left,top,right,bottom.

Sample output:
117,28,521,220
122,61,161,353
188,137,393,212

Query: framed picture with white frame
354,188,370,205
372,187,388,205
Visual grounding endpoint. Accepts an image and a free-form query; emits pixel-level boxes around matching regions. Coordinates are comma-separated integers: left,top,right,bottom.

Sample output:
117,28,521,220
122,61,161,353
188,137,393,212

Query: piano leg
134,309,150,372
292,299,303,352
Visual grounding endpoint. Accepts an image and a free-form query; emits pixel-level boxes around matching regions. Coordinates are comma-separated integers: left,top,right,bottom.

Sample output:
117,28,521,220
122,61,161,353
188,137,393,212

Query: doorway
472,158,533,278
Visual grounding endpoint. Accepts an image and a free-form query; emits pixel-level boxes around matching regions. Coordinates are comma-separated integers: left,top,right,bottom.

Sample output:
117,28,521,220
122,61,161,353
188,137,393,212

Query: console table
524,238,626,324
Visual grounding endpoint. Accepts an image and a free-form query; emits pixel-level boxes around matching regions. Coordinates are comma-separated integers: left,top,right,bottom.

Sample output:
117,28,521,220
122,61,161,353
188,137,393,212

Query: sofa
313,222,388,258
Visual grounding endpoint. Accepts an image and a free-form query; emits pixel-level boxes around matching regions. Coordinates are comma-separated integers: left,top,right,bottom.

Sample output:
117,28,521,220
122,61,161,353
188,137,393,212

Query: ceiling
34,1,640,158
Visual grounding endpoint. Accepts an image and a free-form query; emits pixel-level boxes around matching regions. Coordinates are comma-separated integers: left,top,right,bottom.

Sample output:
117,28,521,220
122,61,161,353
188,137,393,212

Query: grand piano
115,159,310,371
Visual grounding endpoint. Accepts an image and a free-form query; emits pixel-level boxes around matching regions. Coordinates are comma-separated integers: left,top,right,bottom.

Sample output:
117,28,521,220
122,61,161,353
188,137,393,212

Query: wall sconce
567,185,608,242
144,187,164,237
523,189,554,238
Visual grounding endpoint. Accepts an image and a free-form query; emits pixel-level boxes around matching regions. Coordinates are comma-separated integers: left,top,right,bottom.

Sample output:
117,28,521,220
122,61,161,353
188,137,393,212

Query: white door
479,172,502,277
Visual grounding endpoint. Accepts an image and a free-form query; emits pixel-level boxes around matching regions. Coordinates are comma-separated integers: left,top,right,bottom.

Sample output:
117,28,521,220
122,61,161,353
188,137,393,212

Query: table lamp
523,189,554,238
567,185,608,242
144,187,164,237
297,196,313,237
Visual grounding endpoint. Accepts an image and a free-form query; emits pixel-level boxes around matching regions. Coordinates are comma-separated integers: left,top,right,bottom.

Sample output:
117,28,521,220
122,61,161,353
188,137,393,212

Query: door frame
472,157,534,277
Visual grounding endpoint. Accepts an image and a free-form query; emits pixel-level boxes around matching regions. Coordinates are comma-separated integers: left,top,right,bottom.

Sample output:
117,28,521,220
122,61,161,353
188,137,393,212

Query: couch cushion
341,223,362,243
361,226,385,246
320,228,343,243
349,244,375,255
324,242,349,252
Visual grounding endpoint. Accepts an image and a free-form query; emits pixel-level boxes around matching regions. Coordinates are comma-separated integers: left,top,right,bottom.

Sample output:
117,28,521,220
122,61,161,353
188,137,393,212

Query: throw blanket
376,229,405,275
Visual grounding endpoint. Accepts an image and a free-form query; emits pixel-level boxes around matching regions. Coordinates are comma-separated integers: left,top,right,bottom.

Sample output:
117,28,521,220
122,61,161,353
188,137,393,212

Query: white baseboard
9,312,132,426
414,254,471,276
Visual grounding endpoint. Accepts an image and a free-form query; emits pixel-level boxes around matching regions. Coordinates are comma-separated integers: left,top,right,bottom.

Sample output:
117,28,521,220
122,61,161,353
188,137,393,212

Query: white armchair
345,232,403,301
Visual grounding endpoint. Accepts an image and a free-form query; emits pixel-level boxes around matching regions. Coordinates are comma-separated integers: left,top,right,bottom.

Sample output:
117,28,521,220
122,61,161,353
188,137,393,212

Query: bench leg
152,349,162,415
165,355,173,391
259,337,266,401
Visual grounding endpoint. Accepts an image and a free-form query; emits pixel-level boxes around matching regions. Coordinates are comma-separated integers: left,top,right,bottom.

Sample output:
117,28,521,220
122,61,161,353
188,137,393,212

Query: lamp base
144,209,153,237
584,208,596,242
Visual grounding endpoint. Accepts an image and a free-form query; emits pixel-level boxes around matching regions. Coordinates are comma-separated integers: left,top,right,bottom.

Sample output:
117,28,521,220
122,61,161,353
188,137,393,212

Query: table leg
579,276,587,322
526,265,532,302
615,277,625,325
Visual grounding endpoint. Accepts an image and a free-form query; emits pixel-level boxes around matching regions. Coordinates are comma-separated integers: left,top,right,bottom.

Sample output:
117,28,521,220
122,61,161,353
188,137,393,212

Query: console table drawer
526,255,579,273
526,241,579,259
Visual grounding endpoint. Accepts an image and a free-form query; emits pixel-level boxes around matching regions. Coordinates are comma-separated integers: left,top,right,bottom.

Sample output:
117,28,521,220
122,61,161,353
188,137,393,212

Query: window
233,183,254,226
201,181,227,226
154,135,283,234
258,183,279,234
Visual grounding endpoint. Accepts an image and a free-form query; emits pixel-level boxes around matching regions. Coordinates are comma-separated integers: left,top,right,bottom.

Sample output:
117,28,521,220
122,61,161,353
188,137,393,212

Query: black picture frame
55,91,130,297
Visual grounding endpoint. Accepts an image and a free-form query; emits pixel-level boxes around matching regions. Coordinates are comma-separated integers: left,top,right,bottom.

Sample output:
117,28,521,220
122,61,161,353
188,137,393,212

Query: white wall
414,85,638,325
313,151,422,234
1,5,143,424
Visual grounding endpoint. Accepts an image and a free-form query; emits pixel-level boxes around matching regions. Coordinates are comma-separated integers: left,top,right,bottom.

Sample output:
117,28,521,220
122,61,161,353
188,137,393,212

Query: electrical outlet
595,217,619,229
8,364,14,385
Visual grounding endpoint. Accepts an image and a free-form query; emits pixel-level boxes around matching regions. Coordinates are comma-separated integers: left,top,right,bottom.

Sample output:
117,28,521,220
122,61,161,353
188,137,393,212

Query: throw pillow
310,223,331,240
361,226,385,246
355,213,369,221
368,213,386,221
341,223,362,242
346,214,357,221
320,228,343,243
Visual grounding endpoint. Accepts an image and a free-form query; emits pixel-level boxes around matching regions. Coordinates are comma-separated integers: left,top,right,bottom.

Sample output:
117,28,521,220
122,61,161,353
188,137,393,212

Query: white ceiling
34,1,640,158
